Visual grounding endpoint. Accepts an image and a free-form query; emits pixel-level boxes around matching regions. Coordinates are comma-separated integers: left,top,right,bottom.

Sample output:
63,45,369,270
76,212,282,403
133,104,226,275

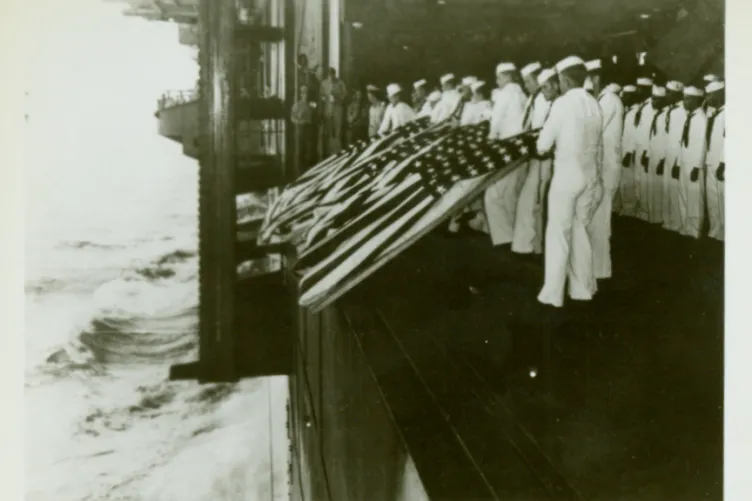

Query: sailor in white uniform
512,63,554,256
366,84,386,138
412,79,429,116
618,81,649,217
536,56,603,308
612,84,635,214
677,86,708,238
644,85,669,224
378,83,416,135
484,62,528,247
590,79,624,280
417,90,442,119
448,80,493,234
632,80,659,221
461,80,493,125
662,81,687,232
585,59,603,94
430,73,463,124
704,81,725,241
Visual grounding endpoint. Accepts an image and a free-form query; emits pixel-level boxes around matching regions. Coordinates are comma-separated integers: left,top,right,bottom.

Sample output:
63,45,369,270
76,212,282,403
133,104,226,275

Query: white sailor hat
605,83,622,93
636,77,653,86
706,81,725,93
413,79,427,90
703,74,719,82
652,85,666,97
470,80,486,93
666,80,684,92
462,76,478,86
427,90,442,102
366,84,380,92
683,86,704,97
496,62,517,74
584,78,594,90
585,59,602,72
440,73,455,85
622,85,637,93
521,62,542,77
555,55,585,73
386,83,402,97
537,68,556,86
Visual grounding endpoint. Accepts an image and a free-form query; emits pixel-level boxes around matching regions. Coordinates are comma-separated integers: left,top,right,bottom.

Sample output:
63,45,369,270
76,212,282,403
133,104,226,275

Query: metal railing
157,89,198,111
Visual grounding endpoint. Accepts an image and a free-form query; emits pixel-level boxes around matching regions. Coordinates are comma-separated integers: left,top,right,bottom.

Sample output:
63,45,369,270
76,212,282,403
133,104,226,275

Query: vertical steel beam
197,0,238,382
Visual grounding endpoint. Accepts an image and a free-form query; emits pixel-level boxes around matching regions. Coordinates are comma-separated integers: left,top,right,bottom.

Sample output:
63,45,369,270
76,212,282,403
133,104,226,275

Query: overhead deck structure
120,0,724,499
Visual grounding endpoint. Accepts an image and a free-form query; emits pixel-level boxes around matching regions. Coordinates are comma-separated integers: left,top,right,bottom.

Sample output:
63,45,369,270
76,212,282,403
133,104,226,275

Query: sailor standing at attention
704,80,725,241
512,61,553,256
430,74,463,124
645,85,669,223
366,84,386,138
677,85,708,238
485,62,528,248
590,76,624,280
448,80,492,234
412,79,428,115
461,80,493,125
618,83,645,217
612,84,635,214
661,80,686,229
536,56,603,308
378,84,416,135
632,80,659,221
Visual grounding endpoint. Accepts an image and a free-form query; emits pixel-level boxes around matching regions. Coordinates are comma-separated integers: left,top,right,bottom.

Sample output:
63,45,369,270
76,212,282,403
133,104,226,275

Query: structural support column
197,0,237,382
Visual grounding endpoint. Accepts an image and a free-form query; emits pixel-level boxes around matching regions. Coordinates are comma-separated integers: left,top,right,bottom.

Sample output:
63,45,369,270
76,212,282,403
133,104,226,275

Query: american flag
259,116,439,243
285,121,541,311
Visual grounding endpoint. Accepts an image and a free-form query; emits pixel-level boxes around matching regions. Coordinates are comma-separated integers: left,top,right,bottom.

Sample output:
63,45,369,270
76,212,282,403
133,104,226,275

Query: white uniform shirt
648,105,670,165
430,89,462,124
417,100,435,118
489,82,527,140
632,99,656,170
378,101,416,135
679,107,708,170
664,102,687,167
705,106,725,169
622,104,639,160
536,87,604,190
597,88,624,188
523,92,551,130
460,99,493,125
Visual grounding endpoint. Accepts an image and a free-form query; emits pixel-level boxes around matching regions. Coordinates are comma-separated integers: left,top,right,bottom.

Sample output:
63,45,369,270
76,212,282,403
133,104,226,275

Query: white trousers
538,181,601,308
511,159,550,254
618,154,638,217
634,149,650,221
662,159,682,233
646,156,665,224
678,164,706,239
484,165,527,245
706,164,724,241
590,184,617,280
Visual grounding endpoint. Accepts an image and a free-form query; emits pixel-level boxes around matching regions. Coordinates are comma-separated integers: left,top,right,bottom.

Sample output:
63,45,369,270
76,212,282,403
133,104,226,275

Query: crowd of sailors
292,54,724,308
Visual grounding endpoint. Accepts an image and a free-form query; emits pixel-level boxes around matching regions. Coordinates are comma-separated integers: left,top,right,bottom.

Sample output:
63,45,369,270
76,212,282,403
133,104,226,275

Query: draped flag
258,117,540,312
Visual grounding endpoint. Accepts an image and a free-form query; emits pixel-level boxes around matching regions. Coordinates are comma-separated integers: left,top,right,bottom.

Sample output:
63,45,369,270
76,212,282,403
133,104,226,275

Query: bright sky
25,0,197,140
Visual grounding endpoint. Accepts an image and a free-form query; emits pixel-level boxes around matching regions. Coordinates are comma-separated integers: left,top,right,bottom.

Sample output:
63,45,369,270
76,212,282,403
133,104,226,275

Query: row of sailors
371,57,725,308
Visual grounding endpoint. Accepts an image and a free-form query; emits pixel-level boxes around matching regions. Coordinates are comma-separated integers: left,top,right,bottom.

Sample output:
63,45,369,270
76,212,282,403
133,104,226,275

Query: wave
59,240,127,250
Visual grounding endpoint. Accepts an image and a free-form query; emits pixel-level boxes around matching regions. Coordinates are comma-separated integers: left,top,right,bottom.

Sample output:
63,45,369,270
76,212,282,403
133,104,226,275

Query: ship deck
337,215,723,501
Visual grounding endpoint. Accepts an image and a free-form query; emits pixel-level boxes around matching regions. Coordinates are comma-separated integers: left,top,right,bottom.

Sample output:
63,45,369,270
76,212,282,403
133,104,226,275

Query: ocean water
24,3,287,500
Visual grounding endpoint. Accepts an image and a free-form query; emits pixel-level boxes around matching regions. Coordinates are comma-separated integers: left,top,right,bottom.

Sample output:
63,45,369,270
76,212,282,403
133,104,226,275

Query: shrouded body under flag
259,117,540,311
